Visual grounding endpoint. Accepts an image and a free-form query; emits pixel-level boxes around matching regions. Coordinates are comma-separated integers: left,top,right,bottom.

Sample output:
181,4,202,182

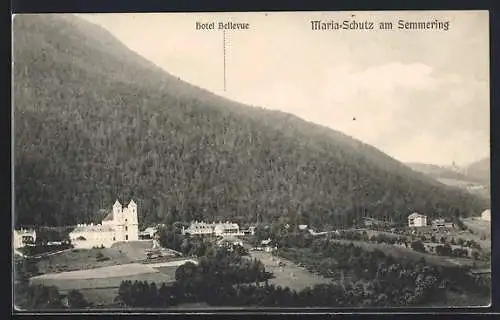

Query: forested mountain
13,14,489,228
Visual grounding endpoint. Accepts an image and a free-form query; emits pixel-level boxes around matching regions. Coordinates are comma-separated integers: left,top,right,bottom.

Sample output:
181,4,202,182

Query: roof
71,225,115,233
14,229,36,236
408,212,426,219
102,211,114,221
214,223,239,229
217,236,242,244
261,239,272,245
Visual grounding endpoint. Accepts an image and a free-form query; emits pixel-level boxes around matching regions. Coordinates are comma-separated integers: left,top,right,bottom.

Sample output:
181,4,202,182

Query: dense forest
13,14,489,228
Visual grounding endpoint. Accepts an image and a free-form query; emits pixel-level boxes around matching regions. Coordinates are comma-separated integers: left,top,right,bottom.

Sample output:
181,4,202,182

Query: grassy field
31,271,174,291
329,239,484,268
249,251,332,292
35,241,154,274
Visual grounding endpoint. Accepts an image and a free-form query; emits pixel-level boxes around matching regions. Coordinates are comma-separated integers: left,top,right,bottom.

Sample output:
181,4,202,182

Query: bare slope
13,14,489,228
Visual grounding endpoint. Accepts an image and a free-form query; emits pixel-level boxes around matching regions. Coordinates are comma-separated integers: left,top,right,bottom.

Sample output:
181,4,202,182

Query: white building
408,212,427,228
13,229,36,249
217,235,243,248
69,199,139,249
214,222,240,236
182,221,242,236
481,209,491,221
182,221,216,236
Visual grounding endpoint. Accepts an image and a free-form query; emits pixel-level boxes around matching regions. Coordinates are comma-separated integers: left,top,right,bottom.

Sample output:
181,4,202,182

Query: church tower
112,200,122,221
123,200,139,241
112,199,126,241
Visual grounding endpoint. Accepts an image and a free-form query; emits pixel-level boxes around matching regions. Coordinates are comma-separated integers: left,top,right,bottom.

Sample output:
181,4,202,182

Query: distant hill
405,163,472,182
13,14,489,228
464,157,490,185
407,158,490,186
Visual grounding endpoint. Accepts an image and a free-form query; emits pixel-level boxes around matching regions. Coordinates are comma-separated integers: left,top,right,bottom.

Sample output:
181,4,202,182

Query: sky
79,11,490,166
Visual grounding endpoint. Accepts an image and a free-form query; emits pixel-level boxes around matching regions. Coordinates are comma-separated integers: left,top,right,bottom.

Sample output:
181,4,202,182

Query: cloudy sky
79,11,489,166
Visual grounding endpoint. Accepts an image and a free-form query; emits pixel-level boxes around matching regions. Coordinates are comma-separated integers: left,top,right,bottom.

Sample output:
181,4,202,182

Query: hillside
405,163,472,182
464,157,490,185
13,14,489,228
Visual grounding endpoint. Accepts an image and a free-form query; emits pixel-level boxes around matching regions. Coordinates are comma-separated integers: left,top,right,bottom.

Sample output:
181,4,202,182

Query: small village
14,199,491,310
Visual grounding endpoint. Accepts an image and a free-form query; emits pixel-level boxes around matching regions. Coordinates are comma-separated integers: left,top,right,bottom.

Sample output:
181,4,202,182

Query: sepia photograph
12,11,491,311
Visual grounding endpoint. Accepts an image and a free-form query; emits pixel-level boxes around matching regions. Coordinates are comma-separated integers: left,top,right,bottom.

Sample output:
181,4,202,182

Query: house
69,200,139,249
139,227,158,239
481,209,491,222
13,229,37,249
362,217,392,228
298,224,308,230
217,235,243,249
242,226,256,236
408,212,427,228
261,238,272,246
432,219,455,229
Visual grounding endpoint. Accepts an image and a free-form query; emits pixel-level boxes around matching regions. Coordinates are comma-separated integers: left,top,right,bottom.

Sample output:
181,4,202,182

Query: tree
472,251,480,260
175,262,198,282
66,290,89,309
411,240,426,253
435,244,452,256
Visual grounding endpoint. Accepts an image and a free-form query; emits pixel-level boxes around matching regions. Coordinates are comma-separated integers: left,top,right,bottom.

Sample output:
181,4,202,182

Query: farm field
29,262,180,306
249,251,333,291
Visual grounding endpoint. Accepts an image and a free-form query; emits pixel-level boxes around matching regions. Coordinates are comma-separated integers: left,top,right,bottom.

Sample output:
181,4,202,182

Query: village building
217,235,244,249
481,209,491,222
298,224,309,230
431,219,455,229
408,212,427,228
242,226,256,236
182,221,244,236
13,228,36,249
139,227,158,239
69,200,139,249
214,222,241,236
253,238,277,252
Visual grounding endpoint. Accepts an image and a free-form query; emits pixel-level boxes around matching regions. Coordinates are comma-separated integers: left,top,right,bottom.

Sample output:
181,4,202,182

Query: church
69,199,139,249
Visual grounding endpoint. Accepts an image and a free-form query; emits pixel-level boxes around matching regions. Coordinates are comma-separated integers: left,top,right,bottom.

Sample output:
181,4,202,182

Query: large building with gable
69,199,139,249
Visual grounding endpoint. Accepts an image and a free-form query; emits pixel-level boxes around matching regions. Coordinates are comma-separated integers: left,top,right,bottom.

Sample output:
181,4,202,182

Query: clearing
249,250,333,292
